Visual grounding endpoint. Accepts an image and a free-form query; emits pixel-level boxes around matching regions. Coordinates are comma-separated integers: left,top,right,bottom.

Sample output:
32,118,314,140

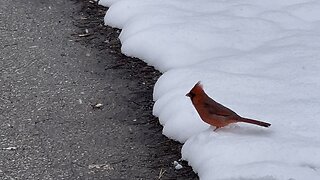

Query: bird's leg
213,126,220,131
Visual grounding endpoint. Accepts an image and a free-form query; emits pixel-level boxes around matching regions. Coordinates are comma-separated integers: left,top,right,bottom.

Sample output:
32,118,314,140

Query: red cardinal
186,82,271,130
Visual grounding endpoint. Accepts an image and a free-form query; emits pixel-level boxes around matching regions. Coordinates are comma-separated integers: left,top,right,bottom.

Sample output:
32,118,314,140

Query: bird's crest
186,81,204,98
195,81,203,88
193,81,204,92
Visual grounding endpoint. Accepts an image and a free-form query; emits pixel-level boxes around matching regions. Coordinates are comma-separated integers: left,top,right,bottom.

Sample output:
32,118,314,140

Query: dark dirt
76,1,199,179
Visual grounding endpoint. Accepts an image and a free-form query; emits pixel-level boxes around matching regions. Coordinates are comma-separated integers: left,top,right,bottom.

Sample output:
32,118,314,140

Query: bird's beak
186,92,191,97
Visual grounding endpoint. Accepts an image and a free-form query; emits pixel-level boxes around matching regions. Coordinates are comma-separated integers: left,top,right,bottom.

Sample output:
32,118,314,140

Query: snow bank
99,0,320,179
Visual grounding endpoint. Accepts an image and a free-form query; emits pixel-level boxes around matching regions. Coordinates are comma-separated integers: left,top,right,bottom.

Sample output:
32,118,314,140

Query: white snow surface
99,0,320,179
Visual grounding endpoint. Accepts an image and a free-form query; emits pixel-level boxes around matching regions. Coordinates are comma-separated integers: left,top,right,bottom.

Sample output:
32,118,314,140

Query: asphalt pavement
0,0,197,179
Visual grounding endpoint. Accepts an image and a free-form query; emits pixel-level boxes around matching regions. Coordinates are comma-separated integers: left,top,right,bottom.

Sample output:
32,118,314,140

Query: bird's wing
204,97,238,117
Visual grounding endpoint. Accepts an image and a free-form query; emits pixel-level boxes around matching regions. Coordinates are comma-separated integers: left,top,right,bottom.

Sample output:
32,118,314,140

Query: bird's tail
237,118,271,128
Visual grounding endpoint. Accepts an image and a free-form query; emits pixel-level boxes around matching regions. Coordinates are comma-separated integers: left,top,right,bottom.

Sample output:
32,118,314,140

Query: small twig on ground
158,168,166,179
2,147,17,151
